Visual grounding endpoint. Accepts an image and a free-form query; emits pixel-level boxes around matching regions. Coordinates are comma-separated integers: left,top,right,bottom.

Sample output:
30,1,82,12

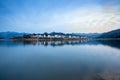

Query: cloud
0,0,120,33
42,6,120,33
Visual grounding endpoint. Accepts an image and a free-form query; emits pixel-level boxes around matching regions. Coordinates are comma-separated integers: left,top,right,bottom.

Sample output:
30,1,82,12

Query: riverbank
10,37,88,41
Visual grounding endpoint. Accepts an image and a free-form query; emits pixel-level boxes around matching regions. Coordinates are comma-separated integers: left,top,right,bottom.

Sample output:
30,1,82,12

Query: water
0,40,120,80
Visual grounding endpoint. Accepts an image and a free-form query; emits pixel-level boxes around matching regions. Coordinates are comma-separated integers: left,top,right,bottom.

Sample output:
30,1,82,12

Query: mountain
98,29,120,38
0,31,102,39
73,33,101,38
49,32,101,38
0,32,25,39
1,29,119,39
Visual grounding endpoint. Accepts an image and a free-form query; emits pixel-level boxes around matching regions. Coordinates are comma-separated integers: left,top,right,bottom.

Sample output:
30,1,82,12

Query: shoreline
0,38,120,41
10,37,88,41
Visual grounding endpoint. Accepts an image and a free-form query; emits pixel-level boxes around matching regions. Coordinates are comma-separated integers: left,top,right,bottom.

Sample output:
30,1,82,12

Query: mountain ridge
0,29,120,39
98,29,120,38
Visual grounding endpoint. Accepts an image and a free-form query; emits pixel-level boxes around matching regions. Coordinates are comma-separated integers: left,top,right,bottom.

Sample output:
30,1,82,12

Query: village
13,32,88,41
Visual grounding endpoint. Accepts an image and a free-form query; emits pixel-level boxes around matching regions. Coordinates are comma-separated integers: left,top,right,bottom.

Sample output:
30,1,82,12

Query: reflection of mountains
97,40,120,49
0,40,120,49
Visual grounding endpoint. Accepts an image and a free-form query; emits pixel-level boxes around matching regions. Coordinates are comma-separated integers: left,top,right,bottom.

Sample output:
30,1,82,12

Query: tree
44,32,48,37
23,34,31,38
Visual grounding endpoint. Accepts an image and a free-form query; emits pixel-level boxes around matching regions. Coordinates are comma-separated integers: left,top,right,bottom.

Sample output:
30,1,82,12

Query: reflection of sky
0,40,120,49
0,0,120,33
0,41,120,80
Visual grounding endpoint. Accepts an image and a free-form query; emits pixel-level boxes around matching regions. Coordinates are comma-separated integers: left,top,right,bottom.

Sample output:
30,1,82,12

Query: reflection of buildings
2,40,120,49
22,40,89,47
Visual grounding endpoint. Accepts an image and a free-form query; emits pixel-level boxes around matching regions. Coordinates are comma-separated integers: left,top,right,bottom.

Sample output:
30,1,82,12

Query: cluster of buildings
27,33,81,39
21,32,89,41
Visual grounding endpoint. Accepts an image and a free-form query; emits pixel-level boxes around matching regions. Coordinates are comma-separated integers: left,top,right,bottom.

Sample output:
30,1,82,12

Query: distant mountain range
0,32,25,39
98,29,120,38
0,32,101,39
0,29,120,39
73,33,101,38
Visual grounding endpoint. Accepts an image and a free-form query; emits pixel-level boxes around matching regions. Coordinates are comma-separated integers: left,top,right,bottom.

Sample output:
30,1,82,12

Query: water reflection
0,40,120,49
22,40,89,47
0,40,120,80
97,40,120,49
0,40,88,47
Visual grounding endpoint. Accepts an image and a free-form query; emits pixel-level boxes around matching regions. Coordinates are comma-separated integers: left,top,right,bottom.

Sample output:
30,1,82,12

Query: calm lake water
0,40,120,80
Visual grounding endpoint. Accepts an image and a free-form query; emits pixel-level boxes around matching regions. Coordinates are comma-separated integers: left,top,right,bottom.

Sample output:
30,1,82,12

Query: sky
0,0,120,33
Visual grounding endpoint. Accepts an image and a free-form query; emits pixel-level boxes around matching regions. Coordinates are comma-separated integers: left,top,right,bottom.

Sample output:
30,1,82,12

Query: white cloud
3,5,120,33
45,7,120,33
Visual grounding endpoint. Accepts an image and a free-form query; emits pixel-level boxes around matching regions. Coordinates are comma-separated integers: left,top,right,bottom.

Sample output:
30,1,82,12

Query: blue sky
0,0,120,33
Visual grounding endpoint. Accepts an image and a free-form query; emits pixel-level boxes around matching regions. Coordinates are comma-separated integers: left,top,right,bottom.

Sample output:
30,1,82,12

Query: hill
0,32,25,39
98,29,120,38
73,33,101,38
